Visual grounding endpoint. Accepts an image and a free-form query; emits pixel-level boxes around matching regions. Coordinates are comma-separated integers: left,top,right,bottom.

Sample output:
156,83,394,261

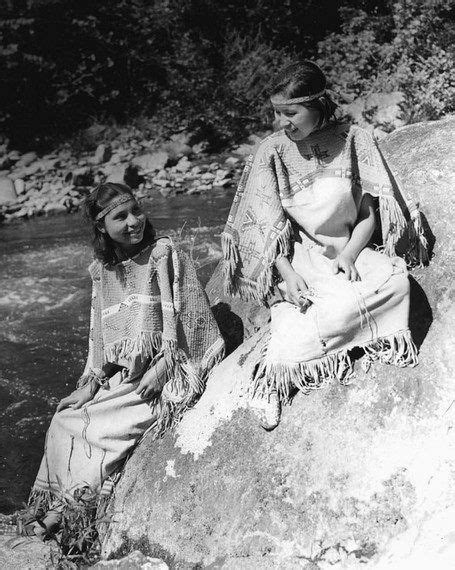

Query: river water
0,189,234,513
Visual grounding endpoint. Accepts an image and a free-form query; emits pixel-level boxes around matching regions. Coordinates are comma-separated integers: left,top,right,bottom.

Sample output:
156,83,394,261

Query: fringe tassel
104,331,163,364
28,488,54,516
379,194,407,258
362,329,418,370
407,207,429,267
155,340,225,437
252,329,418,403
221,219,293,302
251,339,354,405
379,195,429,267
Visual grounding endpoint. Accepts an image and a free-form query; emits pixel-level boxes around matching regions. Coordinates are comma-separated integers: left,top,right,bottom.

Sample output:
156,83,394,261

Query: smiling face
271,94,320,141
101,197,147,253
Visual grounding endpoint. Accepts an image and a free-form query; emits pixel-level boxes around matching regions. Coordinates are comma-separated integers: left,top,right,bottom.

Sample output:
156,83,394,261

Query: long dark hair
269,60,338,127
84,182,155,266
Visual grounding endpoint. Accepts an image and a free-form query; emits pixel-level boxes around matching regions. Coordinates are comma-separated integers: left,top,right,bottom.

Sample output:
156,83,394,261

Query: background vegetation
1,0,454,150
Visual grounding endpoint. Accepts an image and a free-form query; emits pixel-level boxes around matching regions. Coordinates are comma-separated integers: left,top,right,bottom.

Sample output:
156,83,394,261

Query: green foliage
318,0,455,123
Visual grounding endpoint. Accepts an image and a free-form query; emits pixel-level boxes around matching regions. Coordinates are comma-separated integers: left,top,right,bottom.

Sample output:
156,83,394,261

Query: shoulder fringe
252,329,418,404
379,194,429,268
221,218,293,302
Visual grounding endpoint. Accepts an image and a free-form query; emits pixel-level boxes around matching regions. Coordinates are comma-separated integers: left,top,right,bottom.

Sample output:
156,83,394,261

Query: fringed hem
379,195,429,268
104,331,163,364
221,218,293,302
155,340,226,437
28,487,56,515
251,329,418,403
362,329,418,370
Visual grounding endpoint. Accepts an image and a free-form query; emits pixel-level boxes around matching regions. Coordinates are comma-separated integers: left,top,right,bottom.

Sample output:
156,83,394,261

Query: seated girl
20,182,224,538
222,60,427,430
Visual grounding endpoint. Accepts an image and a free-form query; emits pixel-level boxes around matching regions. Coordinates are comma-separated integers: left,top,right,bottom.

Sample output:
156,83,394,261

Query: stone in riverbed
132,151,169,172
90,143,112,165
0,178,17,204
15,151,37,168
102,118,455,569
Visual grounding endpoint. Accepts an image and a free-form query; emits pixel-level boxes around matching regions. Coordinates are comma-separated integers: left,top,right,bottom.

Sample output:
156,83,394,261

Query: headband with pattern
95,194,135,221
271,89,326,105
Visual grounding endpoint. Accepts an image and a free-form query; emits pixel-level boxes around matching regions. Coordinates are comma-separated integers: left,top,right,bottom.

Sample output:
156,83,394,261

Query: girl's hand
135,357,167,401
284,270,310,308
332,254,360,281
56,383,97,412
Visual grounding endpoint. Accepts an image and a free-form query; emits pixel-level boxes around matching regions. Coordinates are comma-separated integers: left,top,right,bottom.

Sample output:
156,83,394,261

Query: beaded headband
95,194,135,221
271,89,326,105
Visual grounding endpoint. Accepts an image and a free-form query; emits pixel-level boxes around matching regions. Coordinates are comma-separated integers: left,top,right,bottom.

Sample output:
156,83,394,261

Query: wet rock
103,118,455,568
0,178,17,204
132,151,169,172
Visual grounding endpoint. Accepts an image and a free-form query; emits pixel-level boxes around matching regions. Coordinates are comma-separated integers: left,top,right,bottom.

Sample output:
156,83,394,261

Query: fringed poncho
80,237,225,431
222,123,428,303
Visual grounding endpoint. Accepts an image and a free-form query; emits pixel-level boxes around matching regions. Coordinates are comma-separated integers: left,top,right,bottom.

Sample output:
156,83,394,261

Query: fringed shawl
80,237,225,433
222,123,428,303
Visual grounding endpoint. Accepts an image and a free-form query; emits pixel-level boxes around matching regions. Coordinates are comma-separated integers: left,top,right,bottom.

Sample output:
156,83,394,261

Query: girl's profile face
101,197,147,251
271,94,320,140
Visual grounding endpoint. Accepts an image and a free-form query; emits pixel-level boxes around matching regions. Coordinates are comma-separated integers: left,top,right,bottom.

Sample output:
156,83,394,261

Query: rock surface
102,118,455,569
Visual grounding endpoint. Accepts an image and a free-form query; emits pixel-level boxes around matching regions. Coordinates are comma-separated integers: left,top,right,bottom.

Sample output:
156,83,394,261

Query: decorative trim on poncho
79,238,225,434
222,124,428,304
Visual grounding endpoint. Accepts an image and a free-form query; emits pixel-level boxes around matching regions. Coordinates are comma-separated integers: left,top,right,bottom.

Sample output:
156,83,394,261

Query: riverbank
0,127,264,223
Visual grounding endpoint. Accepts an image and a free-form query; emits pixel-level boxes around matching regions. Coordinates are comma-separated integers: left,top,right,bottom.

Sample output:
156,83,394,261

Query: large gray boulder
102,118,455,569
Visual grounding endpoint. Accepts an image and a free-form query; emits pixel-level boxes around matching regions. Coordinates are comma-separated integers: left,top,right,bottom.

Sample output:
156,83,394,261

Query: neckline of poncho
282,120,338,145
112,241,154,267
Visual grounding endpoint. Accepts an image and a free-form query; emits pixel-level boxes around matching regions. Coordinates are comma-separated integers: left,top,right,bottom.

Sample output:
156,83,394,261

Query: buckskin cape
222,123,428,304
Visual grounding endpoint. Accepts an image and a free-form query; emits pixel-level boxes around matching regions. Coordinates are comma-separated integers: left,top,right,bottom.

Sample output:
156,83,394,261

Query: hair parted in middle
83,182,155,267
270,60,338,127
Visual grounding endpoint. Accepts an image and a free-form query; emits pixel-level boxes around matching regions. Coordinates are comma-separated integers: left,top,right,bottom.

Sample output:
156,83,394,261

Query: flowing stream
0,190,235,513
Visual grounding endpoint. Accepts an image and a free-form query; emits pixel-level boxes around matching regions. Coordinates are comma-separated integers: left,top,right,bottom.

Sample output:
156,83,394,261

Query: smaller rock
225,156,239,166
153,179,171,188
0,178,18,204
175,156,191,173
7,150,21,162
192,141,209,154
14,179,26,195
106,164,141,189
133,151,169,172
91,143,112,165
201,172,215,181
15,151,37,168
194,184,212,192
209,162,219,171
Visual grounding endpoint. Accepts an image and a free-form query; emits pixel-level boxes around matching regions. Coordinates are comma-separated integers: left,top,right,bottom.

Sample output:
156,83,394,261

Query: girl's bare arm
333,194,376,281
